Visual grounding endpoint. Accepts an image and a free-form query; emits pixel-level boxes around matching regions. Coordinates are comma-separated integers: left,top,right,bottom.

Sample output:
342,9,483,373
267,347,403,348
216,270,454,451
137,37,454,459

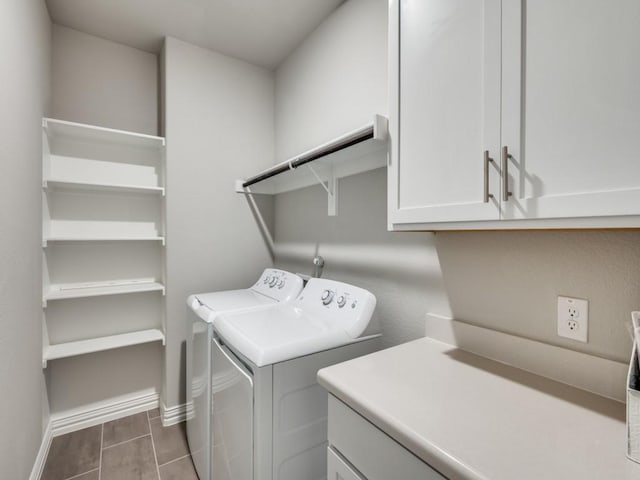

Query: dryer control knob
337,295,346,308
278,280,285,289
321,290,335,305
269,277,278,287
264,276,271,284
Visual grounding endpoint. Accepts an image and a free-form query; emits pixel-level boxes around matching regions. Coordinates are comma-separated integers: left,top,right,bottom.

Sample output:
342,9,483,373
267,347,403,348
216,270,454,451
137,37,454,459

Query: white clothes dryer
209,278,381,480
186,268,303,480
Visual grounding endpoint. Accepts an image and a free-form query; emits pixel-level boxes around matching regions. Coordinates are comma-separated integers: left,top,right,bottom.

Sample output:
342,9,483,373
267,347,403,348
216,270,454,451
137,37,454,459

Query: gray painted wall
274,167,449,347
162,37,275,407
0,0,51,477
52,24,159,135
273,0,640,366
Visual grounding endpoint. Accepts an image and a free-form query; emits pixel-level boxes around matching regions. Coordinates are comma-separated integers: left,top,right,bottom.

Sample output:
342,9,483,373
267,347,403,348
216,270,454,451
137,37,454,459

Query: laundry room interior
3,0,640,479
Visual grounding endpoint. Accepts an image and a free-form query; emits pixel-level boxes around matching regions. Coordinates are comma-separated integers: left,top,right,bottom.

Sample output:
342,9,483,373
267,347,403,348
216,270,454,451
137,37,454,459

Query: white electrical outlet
557,296,588,342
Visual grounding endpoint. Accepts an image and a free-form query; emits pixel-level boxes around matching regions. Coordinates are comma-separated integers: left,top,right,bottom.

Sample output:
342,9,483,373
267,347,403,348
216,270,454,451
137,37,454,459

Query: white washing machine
186,269,303,480
209,278,381,480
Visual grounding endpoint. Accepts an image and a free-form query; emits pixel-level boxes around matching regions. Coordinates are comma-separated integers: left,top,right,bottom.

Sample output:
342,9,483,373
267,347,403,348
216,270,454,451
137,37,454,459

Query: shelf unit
236,115,388,215
41,118,166,366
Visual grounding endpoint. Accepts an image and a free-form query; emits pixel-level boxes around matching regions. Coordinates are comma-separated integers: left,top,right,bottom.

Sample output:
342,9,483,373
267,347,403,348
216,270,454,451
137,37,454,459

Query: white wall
46,343,162,413
275,168,450,346
273,0,640,363
275,0,388,160
162,37,275,407
52,24,158,135
435,230,640,362
0,0,51,478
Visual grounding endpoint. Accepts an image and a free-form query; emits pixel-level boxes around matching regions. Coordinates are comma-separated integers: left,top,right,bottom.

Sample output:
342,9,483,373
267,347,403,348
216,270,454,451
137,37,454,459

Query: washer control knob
336,295,347,308
321,290,335,305
278,280,285,289
269,277,278,287
264,276,271,284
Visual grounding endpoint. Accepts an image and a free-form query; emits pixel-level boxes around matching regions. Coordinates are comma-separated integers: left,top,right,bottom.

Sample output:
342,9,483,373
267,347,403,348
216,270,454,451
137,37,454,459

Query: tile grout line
156,452,191,468
147,409,162,480
64,468,100,480
101,433,152,451
98,423,103,480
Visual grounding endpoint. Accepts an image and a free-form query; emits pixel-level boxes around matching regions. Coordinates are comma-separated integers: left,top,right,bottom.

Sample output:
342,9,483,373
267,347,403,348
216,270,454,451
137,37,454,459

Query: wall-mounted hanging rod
235,115,388,216
241,126,375,189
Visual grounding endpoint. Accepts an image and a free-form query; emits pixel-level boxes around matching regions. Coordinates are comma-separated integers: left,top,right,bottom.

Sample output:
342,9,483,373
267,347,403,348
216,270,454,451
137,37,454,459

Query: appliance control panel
252,268,303,302
296,278,376,339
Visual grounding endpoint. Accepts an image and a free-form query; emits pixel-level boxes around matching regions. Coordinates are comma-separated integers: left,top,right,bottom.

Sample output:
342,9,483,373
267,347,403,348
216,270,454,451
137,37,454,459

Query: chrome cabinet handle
483,150,494,203
501,146,513,202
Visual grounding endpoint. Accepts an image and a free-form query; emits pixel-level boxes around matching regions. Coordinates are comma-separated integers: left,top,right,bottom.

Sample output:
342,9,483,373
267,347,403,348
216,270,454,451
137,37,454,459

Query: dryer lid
189,290,274,323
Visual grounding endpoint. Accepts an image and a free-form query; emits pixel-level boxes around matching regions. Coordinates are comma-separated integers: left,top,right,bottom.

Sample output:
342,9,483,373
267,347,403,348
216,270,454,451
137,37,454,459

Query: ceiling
45,0,345,69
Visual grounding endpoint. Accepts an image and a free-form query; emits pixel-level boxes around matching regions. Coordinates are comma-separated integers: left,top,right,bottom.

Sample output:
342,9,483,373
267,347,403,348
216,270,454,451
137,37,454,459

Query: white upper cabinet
389,0,502,225
389,0,640,230
501,0,640,222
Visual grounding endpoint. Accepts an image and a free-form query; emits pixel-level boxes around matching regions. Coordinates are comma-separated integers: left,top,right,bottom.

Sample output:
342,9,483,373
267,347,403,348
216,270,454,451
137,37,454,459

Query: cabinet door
389,0,502,226
501,0,640,221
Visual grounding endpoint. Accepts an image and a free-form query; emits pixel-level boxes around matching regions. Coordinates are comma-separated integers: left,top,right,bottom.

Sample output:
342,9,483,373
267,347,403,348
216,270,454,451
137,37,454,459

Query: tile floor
41,408,198,480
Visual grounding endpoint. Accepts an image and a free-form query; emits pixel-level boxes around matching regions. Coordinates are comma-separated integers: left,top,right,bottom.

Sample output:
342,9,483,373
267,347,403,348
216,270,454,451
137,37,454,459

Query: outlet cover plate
557,296,588,342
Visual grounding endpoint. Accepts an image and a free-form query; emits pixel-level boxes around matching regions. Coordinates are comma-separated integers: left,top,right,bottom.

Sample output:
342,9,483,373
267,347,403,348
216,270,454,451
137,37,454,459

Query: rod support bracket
307,165,338,216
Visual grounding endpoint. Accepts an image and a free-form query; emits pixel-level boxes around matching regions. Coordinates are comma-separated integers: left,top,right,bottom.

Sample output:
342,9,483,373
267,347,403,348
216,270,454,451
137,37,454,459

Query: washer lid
214,277,377,366
214,305,352,367
188,289,275,323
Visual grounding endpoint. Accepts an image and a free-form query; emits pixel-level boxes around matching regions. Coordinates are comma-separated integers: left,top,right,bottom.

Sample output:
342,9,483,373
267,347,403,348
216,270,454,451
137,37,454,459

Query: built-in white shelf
41,117,166,370
43,280,165,307
236,115,388,196
43,117,165,149
43,117,165,191
43,236,166,247
43,179,165,196
43,328,165,367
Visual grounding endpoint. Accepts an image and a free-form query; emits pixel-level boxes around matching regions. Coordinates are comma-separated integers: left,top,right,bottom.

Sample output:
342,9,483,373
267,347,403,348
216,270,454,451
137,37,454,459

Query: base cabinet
327,447,365,480
327,395,446,480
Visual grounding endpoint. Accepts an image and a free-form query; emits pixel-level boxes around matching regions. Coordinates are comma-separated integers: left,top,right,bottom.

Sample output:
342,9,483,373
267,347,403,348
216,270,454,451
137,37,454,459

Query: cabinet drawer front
328,396,446,480
328,446,366,480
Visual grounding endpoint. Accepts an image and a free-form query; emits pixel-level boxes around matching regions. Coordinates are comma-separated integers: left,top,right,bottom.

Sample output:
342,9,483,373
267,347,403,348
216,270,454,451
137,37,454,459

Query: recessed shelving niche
41,118,166,366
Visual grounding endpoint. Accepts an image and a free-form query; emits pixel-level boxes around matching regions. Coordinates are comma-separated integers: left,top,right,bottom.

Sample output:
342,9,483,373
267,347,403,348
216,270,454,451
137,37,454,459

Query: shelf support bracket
42,314,49,368
307,165,338,216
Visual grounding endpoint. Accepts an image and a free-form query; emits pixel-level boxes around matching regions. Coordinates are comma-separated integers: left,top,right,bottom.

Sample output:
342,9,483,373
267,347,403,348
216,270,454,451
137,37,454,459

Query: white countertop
317,337,640,480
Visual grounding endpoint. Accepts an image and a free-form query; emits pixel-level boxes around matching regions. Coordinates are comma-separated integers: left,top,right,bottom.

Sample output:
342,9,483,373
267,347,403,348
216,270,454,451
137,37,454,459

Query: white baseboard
50,390,160,436
29,422,52,480
425,313,628,402
160,401,188,426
